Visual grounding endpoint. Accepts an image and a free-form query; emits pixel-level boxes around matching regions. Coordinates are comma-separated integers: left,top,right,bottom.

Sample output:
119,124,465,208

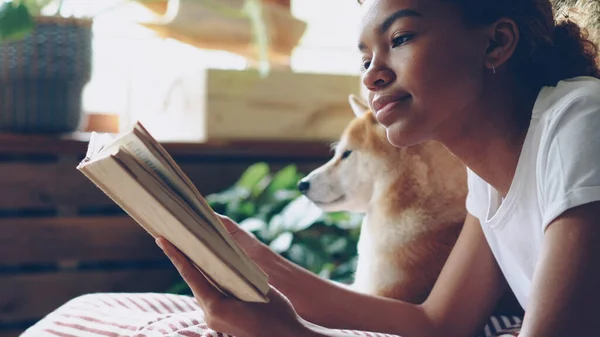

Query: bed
20,292,522,337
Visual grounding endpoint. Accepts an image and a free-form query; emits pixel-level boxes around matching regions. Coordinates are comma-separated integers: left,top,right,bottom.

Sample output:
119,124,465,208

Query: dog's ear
348,94,369,118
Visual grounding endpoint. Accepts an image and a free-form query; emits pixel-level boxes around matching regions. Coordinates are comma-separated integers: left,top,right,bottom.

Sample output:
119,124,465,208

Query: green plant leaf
235,162,270,192
175,160,362,287
269,231,293,253
325,212,364,230
237,200,256,217
242,0,270,77
266,165,300,193
332,256,358,280
255,189,300,221
286,242,327,273
206,186,249,205
324,236,348,255
318,263,335,279
277,196,324,233
325,211,351,223
0,1,34,42
22,0,56,16
264,213,284,241
239,217,266,232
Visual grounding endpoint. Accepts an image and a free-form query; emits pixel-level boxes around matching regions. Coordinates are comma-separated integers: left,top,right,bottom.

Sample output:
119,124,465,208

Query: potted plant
168,162,364,295
0,0,93,133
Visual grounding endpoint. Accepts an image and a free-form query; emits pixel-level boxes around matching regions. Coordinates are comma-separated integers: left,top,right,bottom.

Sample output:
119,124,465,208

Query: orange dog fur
298,94,468,304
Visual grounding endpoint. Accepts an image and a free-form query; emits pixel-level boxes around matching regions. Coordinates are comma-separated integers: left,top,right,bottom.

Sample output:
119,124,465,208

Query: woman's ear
348,94,370,117
485,18,520,72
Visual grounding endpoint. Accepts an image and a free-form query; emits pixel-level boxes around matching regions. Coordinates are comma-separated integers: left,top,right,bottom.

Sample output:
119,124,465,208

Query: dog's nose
297,180,310,194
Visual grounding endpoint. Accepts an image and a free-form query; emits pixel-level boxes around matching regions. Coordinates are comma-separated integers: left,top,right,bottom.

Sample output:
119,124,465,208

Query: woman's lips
374,95,411,126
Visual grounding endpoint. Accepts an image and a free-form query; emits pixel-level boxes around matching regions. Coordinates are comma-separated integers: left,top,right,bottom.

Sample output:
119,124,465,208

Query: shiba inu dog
298,94,468,304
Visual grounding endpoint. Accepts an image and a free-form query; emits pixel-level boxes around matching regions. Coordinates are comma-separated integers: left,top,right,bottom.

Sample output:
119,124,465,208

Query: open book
77,121,269,303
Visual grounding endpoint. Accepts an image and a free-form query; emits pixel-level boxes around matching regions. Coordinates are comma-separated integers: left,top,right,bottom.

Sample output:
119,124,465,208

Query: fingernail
155,238,164,250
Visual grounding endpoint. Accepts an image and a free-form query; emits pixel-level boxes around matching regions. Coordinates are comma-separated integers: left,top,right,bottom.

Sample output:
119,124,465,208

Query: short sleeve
466,168,488,221
539,93,600,232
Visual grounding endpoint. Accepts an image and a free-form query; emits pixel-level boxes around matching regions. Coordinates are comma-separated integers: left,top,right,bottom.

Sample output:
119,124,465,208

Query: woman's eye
360,60,371,72
341,150,353,159
392,34,414,48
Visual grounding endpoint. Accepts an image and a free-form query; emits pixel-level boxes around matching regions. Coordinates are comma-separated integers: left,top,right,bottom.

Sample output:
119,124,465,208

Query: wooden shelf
0,132,333,159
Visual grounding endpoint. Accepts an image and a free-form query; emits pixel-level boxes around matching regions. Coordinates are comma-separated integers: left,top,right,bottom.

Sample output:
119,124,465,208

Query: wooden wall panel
0,217,165,265
0,269,181,324
0,329,23,337
0,133,333,336
0,160,326,211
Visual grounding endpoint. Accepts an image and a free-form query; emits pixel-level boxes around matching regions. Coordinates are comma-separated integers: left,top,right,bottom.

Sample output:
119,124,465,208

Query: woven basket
0,16,93,133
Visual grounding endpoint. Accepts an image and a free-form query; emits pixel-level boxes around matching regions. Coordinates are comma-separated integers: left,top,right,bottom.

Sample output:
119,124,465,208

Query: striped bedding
20,293,522,337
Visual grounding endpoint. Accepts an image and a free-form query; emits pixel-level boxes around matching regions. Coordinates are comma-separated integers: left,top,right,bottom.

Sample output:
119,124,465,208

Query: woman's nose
362,65,395,91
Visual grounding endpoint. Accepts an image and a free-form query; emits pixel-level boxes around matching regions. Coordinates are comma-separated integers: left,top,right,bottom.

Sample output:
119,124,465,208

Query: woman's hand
156,236,311,337
216,214,273,263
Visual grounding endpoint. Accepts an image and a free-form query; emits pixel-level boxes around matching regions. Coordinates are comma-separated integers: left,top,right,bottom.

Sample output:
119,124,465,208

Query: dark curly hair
357,0,600,89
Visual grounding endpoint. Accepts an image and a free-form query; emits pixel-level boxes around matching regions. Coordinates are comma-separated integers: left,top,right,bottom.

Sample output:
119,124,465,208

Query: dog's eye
341,150,352,159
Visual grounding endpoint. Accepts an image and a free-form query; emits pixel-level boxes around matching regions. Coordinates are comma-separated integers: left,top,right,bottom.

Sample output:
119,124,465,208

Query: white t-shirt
466,76,600,310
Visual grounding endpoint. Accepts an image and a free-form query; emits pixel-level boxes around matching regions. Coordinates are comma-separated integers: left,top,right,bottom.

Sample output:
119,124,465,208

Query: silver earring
492,62,496,74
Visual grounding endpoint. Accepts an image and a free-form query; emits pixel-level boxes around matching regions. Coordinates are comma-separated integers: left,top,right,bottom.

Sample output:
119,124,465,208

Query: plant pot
0,16,92,134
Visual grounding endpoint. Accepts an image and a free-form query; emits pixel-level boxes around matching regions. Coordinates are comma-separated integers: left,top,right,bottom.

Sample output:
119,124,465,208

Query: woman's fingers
155,237,223,307
215,213,239,233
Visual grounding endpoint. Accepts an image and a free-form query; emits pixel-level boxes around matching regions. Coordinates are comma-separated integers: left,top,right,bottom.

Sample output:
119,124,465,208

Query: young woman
156,0,600,336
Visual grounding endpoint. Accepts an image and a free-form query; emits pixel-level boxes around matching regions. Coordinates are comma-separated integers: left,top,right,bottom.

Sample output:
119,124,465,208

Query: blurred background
79,0,366,137
0,1,367,336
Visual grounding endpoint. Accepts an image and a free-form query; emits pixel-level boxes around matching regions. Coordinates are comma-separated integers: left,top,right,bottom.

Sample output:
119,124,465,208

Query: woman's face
358,0,492,147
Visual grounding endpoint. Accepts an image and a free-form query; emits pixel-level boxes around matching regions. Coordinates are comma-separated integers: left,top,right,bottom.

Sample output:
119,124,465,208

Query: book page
81,132,119,164
129,123,268,288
